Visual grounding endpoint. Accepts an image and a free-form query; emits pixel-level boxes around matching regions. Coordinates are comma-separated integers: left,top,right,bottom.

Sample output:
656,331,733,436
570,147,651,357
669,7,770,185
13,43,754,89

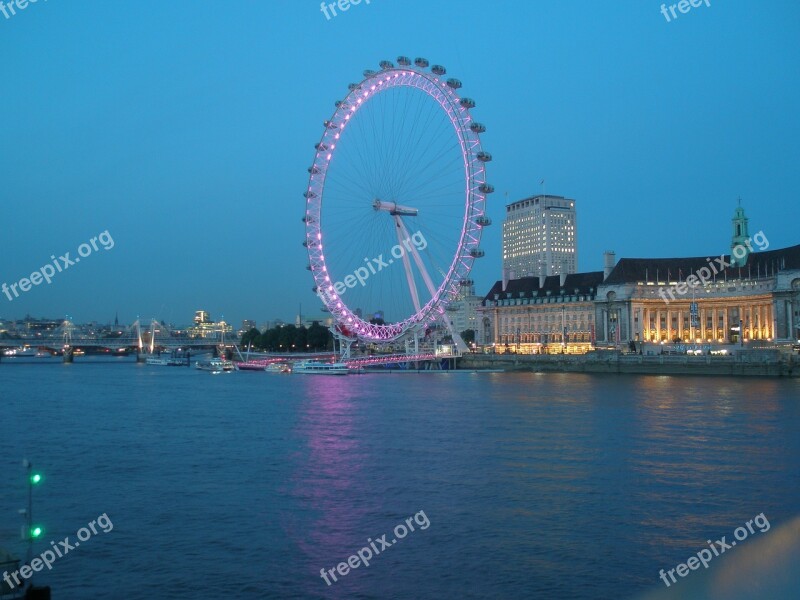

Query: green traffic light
30,526,43,539
30,473,42,485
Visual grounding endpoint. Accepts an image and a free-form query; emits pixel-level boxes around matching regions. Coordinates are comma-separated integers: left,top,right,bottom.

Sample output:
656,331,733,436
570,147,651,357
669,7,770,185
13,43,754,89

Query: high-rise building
240,320,258,336
502,194,577,278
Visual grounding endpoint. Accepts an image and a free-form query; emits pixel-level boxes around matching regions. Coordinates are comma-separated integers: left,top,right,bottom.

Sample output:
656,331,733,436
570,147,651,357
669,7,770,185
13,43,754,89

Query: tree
460,329,475,344
307,322,332,351
259,328,278,351
241,327,261,348
277,325,297,351
244,323,334,352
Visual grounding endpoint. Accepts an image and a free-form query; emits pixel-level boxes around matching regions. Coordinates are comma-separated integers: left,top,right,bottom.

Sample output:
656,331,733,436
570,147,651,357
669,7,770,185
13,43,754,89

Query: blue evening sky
1,0,798,326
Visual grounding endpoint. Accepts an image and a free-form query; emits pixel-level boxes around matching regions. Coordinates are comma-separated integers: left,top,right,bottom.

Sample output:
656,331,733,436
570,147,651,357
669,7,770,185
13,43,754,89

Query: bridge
0,319,229,354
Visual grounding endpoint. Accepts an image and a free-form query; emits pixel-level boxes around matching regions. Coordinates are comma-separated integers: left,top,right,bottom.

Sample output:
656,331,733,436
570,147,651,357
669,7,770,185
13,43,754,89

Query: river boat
236,361,267,372
195,358,235,373
292,360,349,375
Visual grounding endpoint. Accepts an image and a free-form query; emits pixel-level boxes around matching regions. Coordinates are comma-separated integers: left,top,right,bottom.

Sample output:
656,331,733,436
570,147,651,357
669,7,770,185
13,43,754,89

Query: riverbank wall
458,350,799,377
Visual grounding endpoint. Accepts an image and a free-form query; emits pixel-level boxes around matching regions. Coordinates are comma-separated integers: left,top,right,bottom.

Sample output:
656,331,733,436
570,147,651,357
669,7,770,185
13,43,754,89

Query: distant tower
730,199,750,267
114,311,119,327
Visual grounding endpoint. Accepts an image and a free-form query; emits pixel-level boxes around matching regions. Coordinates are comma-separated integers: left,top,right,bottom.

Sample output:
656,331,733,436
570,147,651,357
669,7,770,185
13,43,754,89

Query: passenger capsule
379,60,394,70
479,183,495,194
363,69,376,78
431,65,446,75
414,57,429,68
446,78,462,89
397,56,411,66
470,249,485,258
476,216,492,227
476,151,492,162
470,122,486,133
460,97,476,109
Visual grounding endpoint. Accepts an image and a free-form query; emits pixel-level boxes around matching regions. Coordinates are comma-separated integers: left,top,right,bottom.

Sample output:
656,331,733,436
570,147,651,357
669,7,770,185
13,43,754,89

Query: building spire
730,200,750,267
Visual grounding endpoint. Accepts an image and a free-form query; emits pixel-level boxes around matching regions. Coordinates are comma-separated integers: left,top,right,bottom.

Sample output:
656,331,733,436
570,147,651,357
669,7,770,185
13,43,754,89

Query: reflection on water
287,377,370,595
0,366,798,599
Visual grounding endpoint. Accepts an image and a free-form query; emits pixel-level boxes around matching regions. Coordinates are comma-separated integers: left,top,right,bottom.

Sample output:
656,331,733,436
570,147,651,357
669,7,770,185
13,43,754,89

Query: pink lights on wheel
304,61,487,344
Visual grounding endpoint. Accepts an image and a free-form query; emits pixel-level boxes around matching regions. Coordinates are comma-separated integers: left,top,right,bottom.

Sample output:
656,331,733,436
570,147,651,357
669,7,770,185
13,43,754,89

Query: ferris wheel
303,57,492,349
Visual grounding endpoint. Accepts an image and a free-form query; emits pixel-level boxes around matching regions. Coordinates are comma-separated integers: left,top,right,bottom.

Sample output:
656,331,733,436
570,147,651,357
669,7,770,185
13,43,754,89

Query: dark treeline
241,325,475,353
240,323,332,352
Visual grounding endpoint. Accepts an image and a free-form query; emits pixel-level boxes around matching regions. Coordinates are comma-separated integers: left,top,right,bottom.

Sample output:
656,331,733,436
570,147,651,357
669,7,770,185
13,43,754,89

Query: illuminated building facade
478,271,602,354
502,194,577,278
593,244,800,348
481,244,800,353
187,310,232,339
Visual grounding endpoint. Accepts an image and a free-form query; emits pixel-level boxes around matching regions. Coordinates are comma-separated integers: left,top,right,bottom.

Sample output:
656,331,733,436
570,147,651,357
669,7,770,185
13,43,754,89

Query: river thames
1,360,799,599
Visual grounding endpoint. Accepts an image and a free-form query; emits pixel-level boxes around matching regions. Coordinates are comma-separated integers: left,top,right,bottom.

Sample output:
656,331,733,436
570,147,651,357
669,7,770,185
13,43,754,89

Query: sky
1,0,799,327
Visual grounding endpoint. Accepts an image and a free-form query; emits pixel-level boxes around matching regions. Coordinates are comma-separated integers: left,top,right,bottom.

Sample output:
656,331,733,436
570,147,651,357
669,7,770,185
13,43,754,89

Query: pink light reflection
288,379,368,583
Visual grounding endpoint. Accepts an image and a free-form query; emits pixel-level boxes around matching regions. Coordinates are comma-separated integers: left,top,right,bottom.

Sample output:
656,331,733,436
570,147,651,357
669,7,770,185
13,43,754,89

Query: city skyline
2,1,799,326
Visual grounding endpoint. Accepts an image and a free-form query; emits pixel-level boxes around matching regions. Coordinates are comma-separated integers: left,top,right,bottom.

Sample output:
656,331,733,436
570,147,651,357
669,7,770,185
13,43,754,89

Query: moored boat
236,361,267,371
292,360,349,375
3,346,38,357
195,358,235,373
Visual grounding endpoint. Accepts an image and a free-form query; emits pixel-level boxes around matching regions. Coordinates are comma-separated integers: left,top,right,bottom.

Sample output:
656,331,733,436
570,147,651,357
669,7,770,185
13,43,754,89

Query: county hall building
479,206,800,353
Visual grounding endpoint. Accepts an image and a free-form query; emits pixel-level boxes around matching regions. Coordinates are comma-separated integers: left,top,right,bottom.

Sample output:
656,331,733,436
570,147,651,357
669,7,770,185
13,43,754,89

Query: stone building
480,205,800,353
